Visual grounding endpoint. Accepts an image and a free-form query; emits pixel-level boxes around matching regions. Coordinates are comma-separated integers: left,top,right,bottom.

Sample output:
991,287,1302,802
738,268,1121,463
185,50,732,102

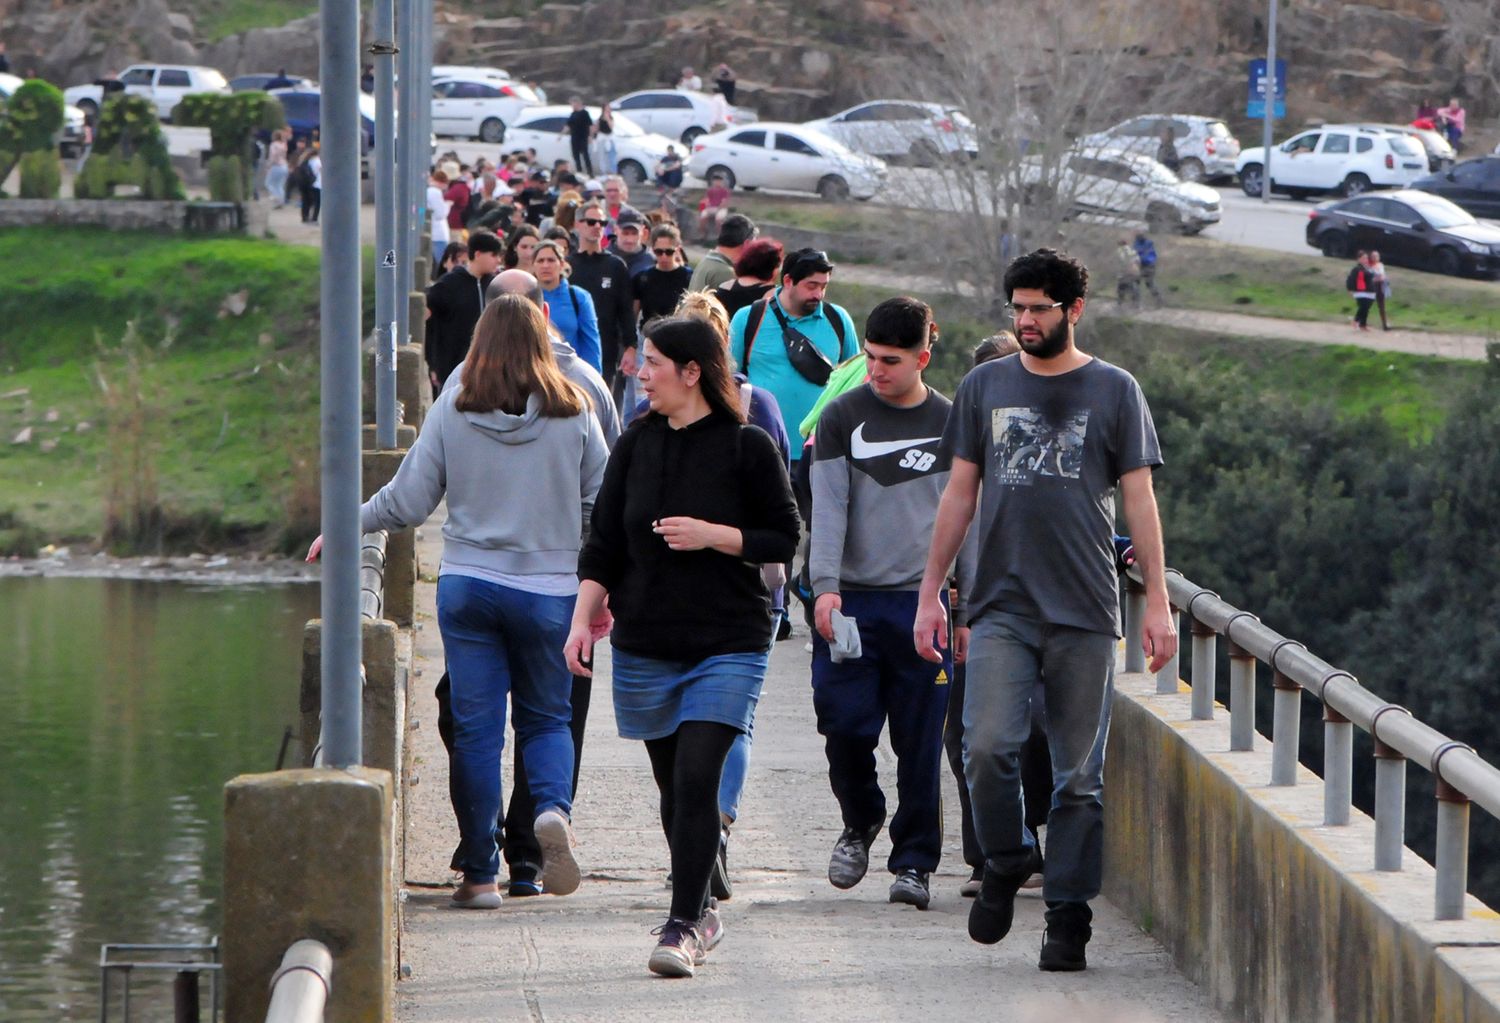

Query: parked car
1017,148,1221,233
229,72,315,93
1236,125,1426,199
1351,122,1455,172
0,72,88,157
688,122,887,201
269,87,377,153
431,74,541,143
1409,156,1500,221
1305,189,1500,277
610,89,756,145
802,100,976,163
1077,114,1240,182
432,64,512,81
503,105,673,185
64,64,229,122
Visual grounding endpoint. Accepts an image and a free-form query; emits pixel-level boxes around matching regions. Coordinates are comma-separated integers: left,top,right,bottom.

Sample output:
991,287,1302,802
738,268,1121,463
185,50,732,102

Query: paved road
397,509,1230,1023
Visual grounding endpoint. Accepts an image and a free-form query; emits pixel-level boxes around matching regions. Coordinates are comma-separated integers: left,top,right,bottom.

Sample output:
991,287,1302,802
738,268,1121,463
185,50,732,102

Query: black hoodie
425,266,491,389
579,410,800,660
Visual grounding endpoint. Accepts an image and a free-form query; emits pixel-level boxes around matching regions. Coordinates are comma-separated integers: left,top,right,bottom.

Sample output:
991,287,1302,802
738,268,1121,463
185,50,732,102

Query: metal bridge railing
1123,570,1500,920
359,530,388,621
264,940,332,1023
98,940,220,1023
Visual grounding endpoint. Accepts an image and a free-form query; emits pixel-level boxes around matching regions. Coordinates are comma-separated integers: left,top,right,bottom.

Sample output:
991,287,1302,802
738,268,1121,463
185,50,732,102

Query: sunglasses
653,247,678,256
579,218,607,226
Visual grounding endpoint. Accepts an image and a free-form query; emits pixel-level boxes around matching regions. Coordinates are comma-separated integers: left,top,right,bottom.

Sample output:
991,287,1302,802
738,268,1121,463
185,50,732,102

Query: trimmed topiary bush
176,92,284,200
0,79,66,188
207,154,246,203
18,149,61,198
71,94,184,200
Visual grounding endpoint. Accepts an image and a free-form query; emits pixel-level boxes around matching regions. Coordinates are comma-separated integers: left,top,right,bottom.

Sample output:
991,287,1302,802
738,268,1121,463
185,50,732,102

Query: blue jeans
962,611,1115,902
436,574,576,884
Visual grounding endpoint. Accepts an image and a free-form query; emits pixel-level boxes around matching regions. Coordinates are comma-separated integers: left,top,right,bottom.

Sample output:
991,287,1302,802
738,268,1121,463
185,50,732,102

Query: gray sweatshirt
443,338,620,449
361,387,608,577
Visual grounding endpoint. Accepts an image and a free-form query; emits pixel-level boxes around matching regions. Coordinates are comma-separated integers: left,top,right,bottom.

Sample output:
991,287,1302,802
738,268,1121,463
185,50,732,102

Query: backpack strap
739,381,754,417
568,284,581,319
743,298,768,373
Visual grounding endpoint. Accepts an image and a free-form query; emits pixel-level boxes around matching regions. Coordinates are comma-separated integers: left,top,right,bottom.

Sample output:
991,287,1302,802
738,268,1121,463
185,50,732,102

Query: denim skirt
611,647,770,740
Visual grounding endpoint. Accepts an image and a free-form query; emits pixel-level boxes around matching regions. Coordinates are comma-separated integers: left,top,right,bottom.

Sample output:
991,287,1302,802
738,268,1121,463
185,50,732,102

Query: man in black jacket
569,200,635,384
424,230,503,395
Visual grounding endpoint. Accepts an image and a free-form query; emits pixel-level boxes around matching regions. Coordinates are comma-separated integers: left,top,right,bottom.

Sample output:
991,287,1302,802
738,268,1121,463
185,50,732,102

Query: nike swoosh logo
849,422,941,460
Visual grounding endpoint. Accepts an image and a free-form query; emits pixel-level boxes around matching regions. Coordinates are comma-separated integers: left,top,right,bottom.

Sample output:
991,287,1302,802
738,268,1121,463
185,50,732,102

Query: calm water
0,575,320,1021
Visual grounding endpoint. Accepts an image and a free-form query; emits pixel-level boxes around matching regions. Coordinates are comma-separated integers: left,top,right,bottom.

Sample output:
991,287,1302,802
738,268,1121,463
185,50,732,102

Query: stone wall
0,198,268,235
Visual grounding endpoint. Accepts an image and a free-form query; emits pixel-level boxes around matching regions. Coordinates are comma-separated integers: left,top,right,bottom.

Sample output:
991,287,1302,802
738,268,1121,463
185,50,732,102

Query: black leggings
645,721,738,920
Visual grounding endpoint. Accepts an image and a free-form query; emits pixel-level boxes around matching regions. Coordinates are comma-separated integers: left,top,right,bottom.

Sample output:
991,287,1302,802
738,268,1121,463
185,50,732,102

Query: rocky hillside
0,0,1493,131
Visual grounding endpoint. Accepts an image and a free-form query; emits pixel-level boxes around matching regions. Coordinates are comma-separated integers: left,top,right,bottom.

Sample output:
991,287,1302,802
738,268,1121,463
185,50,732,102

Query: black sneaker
888,868,931,910
1038,900,1093,971
507,861,543,898
968,845,1042,945
648,917,703,978
710,827,733,901
827,817,884,890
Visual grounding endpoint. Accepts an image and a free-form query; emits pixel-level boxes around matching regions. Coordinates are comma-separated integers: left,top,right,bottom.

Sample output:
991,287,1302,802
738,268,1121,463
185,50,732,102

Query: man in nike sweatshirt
808,296,954,912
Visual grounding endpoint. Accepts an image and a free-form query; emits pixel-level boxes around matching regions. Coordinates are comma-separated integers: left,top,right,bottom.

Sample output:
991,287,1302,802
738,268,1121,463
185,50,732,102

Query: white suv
1077,114,1240,183
1236,125,1427,199
64,64,229,122
610,89,756,145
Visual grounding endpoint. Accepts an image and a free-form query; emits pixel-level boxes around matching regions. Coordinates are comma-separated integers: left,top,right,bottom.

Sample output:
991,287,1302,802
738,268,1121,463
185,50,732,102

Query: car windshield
1411,198,1475,229
1132,159,1181,185
798,127,850,155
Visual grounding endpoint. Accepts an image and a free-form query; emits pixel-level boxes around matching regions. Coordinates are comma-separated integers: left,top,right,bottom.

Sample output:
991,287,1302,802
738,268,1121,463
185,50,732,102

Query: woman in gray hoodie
313,294,609,909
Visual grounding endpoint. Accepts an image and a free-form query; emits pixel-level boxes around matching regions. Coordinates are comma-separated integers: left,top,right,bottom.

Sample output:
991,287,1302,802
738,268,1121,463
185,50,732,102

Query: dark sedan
1410,157,1500,221
1305,189,1500,278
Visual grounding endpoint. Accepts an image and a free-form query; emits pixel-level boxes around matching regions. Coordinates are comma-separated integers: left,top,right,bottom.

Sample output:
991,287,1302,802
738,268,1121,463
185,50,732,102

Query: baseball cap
616,208,644,228
584,178,604,194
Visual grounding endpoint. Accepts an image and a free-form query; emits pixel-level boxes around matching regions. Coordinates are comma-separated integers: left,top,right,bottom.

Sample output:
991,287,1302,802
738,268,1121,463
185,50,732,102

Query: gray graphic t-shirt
944,353,1161,636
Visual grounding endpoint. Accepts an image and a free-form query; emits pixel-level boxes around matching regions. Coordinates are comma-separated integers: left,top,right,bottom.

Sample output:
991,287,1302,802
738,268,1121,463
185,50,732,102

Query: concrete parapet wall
1104,671,1500,1023
0,197,268,235
223,767,393,1023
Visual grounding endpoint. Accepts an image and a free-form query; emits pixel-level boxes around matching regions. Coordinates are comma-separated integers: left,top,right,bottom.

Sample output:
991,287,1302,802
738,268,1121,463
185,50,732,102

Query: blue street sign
1248,58,1286,119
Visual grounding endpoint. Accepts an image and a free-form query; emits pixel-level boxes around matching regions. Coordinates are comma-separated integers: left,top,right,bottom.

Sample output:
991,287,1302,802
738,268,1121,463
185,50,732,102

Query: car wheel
741,185,758,192
1239,164,1264,197
1430,247,1462,276
479,118,505,144
909,138,942,166
78,98,98,121
1319,232,1351,259
817,174,850,202
616,159,647,185
706,164,736,190
1177,157,1205,183
1340,173,1371,197
681,126,705,146
1146,202,1182,233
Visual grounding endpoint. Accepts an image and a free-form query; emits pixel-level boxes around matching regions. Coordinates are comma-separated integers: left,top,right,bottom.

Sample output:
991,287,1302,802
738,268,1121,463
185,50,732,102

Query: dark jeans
1375,290,1389,328
570,137,594,176
301,185,320,223
436,669,590,879
1139,263,1163,304
944,660,1051,870
1353,296,1374,327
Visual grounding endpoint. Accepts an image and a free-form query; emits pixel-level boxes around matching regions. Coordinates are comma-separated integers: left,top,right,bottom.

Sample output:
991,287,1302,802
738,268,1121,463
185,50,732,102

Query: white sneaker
534,809,581,896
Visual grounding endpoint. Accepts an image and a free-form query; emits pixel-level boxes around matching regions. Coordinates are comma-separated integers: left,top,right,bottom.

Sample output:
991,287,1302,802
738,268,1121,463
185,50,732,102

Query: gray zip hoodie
361,387,608,578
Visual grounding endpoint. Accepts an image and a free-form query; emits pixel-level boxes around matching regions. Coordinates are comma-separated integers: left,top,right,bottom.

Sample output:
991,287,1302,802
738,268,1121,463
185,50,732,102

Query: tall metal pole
373,0,399,450
318,0,363,769
1261,0,1277,203
416,0,433,246
396,0,417,346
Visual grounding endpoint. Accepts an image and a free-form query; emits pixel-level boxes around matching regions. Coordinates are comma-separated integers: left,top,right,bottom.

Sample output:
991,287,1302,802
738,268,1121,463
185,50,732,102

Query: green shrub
18,149,61,197
0,79,66,189
206,154,246,202
176,92,284,199
73,94,184,200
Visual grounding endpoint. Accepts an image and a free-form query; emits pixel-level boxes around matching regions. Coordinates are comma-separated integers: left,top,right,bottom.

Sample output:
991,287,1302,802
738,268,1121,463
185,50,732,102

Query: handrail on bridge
265,939,332,1023
1123,569,1500,920
359,530,388,621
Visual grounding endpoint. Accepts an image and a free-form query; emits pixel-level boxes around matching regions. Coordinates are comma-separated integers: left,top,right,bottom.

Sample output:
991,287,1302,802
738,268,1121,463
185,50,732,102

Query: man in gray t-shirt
914,248,1177,972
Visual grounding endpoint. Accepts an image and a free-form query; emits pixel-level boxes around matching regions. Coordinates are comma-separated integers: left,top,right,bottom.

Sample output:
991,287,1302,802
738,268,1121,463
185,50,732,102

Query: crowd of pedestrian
314,217,1178,980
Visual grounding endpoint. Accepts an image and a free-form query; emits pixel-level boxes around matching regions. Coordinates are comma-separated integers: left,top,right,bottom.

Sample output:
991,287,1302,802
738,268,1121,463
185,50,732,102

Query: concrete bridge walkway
395,510,1230,1023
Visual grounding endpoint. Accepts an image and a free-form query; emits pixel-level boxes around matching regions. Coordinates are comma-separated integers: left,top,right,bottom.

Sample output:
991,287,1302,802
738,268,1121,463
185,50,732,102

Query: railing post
1373,736,1406,871
1123,579,1145,674
1271,700,1302,781
1155,604,1180,694
1226,635,1255,751
172,970,199,1023
1323,705,1352,825
1435,776,1470,920
1190,616,1215,720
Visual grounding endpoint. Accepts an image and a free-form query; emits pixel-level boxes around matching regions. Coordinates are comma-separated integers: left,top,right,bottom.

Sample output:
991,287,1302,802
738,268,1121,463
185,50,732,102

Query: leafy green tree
174,92,285,201
0,79,65,193
72,94,184,200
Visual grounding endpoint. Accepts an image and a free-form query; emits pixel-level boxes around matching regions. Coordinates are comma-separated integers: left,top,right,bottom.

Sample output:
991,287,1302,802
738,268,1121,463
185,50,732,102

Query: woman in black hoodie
566,317,799,978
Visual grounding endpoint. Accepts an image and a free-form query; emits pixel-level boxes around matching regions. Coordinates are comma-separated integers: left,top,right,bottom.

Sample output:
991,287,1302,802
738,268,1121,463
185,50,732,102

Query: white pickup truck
64,64,230,122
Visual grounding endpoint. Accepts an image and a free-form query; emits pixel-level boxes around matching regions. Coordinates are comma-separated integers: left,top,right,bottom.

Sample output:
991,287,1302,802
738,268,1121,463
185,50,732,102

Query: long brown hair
642,316,745,424
456,293,585,417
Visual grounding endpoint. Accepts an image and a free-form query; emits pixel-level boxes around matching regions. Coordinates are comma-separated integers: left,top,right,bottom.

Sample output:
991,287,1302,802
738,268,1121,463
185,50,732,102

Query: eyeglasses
653,248,678,256
579,218,607,226
1004,301,1065,318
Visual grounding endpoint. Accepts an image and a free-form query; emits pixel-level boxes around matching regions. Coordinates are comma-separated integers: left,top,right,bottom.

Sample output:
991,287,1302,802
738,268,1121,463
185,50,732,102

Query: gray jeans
962,611,1114,903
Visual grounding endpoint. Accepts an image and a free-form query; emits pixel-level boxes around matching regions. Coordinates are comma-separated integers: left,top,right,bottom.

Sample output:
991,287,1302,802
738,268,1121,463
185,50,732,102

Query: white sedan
804,100,977,163
431,75,542,143
610,89,756,145
504,106,675,185
688,122,887,201
64,63,229,122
